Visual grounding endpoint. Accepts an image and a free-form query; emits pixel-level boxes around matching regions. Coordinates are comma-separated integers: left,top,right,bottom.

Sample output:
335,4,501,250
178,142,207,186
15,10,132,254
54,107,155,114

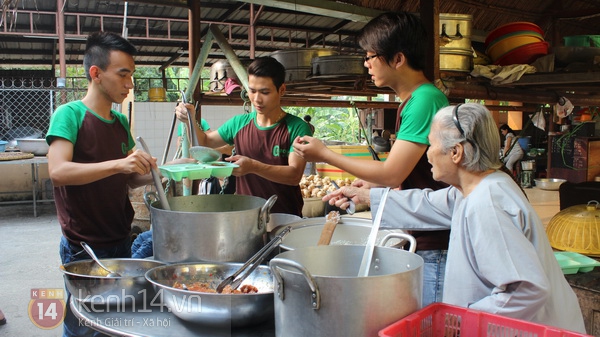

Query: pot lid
546,200,600,256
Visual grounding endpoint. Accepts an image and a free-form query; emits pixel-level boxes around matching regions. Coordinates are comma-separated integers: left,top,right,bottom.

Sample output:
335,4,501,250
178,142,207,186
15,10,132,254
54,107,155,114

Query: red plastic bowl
485,22,544,47
493,41,549,66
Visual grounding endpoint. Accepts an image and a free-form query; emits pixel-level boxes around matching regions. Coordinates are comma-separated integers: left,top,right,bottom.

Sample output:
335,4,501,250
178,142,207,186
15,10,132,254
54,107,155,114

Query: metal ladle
136,136,171,211
180,90,221,163
80,242,122,277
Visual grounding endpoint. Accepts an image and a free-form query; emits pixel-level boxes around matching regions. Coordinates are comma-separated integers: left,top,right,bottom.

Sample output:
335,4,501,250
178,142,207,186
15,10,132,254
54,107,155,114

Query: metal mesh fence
0,78,86,144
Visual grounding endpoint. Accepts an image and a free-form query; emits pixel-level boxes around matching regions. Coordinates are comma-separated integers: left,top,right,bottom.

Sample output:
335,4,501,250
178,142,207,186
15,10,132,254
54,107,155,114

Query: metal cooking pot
145,193,277,263
271,48,338,82
145,262,274,327
269,233,422,337
272,216,405,250
310,55,367,78
209,59,251,92
60,259,165,306
372,136,391,152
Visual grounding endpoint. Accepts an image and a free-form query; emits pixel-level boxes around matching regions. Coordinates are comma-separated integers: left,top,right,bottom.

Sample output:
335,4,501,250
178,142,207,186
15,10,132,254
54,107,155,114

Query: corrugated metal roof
2,0,597,69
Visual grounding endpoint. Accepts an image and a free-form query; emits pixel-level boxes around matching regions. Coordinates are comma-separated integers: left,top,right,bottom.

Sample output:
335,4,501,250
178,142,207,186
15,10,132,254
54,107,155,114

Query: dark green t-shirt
47,100,135,247
218,111,312,216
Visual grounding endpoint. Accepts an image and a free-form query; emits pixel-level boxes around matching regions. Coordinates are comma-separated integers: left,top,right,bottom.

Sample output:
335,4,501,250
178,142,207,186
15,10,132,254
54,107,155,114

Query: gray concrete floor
0,203,64,337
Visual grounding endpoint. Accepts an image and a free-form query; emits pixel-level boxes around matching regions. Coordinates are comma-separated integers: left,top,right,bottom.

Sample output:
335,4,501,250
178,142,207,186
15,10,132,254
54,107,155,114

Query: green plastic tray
554,251,600,274
158,163,212,181
204,161,239,178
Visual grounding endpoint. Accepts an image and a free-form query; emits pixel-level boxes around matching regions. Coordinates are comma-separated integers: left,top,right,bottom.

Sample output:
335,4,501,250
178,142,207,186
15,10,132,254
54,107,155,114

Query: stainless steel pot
272,216,405,250
60,259,165,306
271,48,338,69
145,262,274,327
310,55,367,78
145,193,277,263
271,48,338,82
209,59,251,92
269,233,422,337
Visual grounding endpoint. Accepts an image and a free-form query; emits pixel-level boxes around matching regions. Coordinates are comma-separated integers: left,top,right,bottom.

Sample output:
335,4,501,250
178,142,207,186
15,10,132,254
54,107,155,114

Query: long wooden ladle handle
317,211,340,246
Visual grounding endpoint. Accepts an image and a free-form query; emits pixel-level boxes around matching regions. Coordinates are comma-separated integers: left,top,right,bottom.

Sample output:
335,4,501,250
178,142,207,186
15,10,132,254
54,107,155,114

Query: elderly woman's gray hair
433,103,503,172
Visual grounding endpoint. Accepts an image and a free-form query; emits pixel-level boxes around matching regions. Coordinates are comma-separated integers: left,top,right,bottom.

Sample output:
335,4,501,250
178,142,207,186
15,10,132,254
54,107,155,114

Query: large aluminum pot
145,193,277,263
145,262,274,327
272,216,405,250
271,48,339,82
310,55,368,78
60,259,165,306
209,59,252,92
269,233,422,337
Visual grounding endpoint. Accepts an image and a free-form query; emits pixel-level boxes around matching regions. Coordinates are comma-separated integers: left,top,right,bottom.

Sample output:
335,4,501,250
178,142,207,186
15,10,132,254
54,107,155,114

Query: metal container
269,235,423,337
534,178,567,190
440,48,473,72
16,138,49,155
145,262,274,327
267,213,303,233
145,193,277,263
310,55,367,78
271,48,338,82
439,13,473,72
439,13,472,49
521,160,536,171
60,259,165,306
209,59,251,92
274,216,405,250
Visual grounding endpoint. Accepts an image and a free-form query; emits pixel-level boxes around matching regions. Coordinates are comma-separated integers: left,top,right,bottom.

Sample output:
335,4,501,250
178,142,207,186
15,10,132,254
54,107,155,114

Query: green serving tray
158,163,212,181
554,251,600,274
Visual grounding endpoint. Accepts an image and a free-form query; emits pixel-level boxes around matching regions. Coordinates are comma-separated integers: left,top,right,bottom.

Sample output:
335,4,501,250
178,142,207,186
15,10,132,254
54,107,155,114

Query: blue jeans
60,236,131,337
416,249,447,307
131,230,153,259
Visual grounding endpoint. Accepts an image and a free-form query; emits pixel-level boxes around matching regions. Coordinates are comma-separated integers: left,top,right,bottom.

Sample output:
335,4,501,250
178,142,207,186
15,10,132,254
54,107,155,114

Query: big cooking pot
271,216,405,250
145,262,274,327
269,233,422,337
145,192,277,263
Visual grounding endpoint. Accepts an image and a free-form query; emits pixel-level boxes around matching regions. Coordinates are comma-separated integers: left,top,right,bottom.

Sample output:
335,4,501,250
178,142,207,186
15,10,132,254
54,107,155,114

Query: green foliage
284,105,361,144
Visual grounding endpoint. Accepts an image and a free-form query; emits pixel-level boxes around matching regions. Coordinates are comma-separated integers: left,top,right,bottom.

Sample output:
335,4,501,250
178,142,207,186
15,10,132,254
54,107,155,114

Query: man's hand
292,135,328,162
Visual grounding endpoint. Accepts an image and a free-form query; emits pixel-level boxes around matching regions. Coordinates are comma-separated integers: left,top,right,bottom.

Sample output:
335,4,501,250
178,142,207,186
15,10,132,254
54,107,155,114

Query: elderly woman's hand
322,185,370,211
175,102,195,123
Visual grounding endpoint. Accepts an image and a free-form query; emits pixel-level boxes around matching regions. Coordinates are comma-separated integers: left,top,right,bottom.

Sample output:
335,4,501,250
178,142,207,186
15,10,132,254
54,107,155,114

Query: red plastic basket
379,303,591,337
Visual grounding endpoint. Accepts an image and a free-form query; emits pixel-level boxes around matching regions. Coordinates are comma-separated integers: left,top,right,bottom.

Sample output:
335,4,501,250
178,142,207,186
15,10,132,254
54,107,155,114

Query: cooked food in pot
173,281,259,294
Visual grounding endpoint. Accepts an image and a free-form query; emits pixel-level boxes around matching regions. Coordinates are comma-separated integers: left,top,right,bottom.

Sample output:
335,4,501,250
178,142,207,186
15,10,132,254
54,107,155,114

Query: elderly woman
324,103,585,333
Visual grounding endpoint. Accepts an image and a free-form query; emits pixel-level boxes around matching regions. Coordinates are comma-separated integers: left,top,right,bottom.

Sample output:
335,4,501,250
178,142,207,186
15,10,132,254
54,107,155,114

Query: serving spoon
80,242,122,277
180,90,221,163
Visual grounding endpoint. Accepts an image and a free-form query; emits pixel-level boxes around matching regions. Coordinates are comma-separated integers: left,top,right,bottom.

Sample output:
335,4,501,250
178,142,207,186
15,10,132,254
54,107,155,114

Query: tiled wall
133,102,241,164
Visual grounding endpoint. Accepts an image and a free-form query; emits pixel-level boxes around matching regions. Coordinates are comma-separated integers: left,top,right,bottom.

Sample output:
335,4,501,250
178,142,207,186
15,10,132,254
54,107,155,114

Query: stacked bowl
485,22,549,66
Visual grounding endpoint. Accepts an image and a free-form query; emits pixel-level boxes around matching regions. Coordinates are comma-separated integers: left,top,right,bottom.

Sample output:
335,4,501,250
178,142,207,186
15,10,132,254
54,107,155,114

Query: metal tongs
216,225,292,293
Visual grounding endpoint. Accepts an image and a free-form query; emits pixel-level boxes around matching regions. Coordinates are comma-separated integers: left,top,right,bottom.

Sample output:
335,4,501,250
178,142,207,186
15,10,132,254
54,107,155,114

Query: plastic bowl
0,140,7,152
486,33,545,62
493,42,549,66
485,22,544,47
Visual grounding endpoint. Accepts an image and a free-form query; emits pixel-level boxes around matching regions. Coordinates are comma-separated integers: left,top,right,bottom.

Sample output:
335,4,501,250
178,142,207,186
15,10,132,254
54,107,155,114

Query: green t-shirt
397,83,449,145
177,118,210,136
46,100,135,247
217,111,312,216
